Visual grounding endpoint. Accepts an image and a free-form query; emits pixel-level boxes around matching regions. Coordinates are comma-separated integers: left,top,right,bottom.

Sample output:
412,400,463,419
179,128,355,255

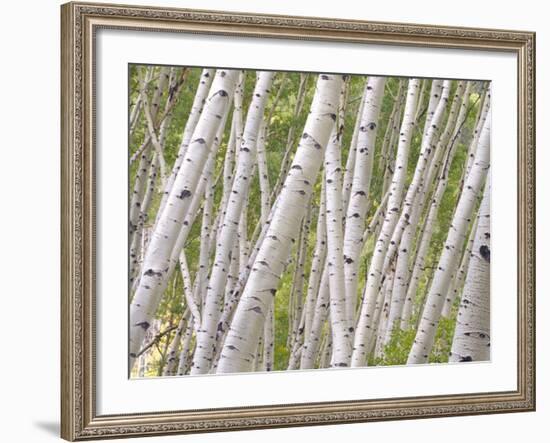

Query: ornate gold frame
61,1,536,440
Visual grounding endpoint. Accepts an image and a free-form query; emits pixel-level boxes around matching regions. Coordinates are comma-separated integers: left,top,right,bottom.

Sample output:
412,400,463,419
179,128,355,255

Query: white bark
342,77,386,325
217,74,344,374
402,83,483,329
383,81,459,343
325,124,352,366
449,175,490,362
301,268,330,369
257,122,270,224
157,69,214,219
303,181,327,339
441,216,478,318
129,69,239,366
342,85,366,212
129,67,170,275
382,81,451,281
351,78,421,367
191,72,274,374
407,108,490,364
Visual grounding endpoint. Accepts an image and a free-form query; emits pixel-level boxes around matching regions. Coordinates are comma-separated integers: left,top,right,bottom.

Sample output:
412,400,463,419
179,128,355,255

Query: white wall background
0,0,545,441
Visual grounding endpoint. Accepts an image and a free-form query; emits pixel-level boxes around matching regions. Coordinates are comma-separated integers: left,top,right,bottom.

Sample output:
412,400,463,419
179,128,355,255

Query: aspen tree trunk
442,215,478,318
407,110,490,364
402,85,485,329
263,303,275,371
216,72,245,241
449,175,490,362
464,87,491,181
217,74,344,374
191,72,274,374
269,74,309,202
374,268,394,358
383,81,459,343
157,69,214,219
325,124,352,366
256,122,270,224
420,80,443,133
342,85,366,212
342,77,386,324
301,269,330,369
378,81,405,186
351,78,421,367
304,182,327,339
288,204,311,350
381,81,451,280
129,70,239,366
129,67,170,278
162,311,189,376
147,107,230,324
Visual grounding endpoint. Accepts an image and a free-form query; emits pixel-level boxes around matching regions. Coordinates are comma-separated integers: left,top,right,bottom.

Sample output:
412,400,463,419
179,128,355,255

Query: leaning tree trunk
191,72,274,374
325,124,352,367
382,81,458,345
449,175,491,362
129,69,239,367
401,84,483,329
156,69,215,220
407,108,491,364
351,78,421,367
342,77,386,325
216,74,344,374
381,81,451,284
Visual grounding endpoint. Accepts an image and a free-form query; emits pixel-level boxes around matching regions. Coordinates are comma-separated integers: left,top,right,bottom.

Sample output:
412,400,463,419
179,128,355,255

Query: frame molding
61,1,535,440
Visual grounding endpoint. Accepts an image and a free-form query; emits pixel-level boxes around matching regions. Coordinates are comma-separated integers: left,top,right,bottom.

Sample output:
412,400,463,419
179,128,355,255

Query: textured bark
342,77,386,326
288,204,311,351
402,83,482,329
301,268,330,369
217,74,344,374
382,81,451,281
442,216,478,318
269,74,309,202
407,108,490,364
157,69,215,220
129,67,170,282
303,182,327,339
191,72,274,374
129,69,239,366
449,175,490,362
257,122,270,224
325,123,352,366
341,84,366,213
383,81,460,343
351,79,421,367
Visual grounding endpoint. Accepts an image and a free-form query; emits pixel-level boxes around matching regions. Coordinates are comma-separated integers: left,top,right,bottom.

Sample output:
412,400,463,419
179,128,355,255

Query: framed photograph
61,1,535,440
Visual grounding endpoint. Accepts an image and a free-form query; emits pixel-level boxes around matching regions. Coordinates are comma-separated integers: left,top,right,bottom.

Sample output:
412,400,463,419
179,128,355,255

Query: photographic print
61,3,535,439
128,66,491,377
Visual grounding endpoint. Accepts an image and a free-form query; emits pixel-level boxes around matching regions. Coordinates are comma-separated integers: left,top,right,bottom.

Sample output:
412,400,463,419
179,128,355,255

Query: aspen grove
128,65,491,376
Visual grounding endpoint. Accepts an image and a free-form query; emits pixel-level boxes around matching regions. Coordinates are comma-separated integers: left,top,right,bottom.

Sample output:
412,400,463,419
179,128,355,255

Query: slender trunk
325,123,352,366
191,72,274,374
129,69,239,366
217,74,344,374
407,108,490,364
449,175,490,362
342,77,386,326
303,181,327,339
301,268,330,369
402,85,485,329
381,81,451,282
157,69,215,219
351,79,421,367
441,216,478,318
